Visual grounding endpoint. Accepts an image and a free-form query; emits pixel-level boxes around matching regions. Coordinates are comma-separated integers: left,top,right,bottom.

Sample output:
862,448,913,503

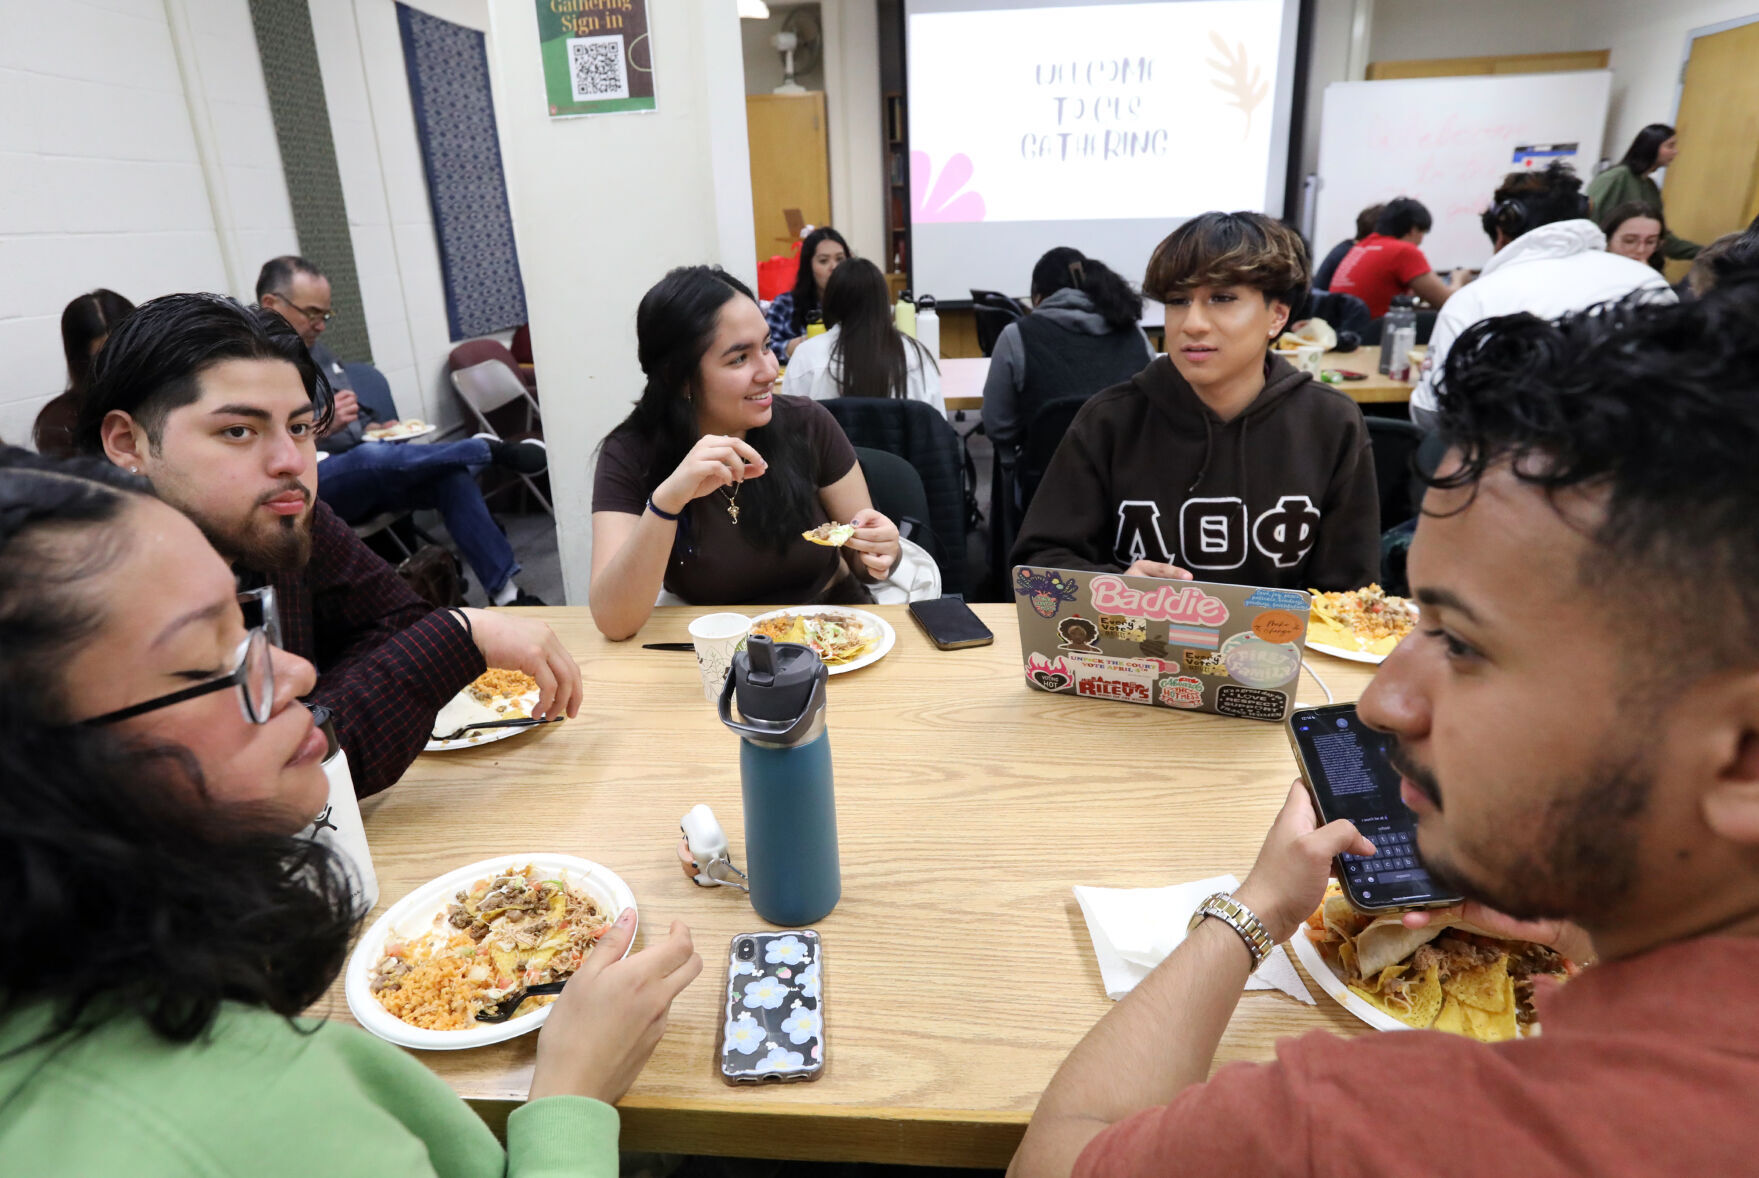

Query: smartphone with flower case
719,930,825,1084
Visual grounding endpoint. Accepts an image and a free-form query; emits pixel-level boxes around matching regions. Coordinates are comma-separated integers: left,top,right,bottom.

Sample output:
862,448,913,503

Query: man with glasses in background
76,292,582,798
257,256,549,606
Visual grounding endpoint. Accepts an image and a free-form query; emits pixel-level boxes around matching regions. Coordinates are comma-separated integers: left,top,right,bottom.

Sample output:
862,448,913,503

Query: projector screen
905,0,1301,303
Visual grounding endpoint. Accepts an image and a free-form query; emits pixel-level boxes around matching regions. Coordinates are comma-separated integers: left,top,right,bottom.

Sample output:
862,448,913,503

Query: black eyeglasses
85,627,277,727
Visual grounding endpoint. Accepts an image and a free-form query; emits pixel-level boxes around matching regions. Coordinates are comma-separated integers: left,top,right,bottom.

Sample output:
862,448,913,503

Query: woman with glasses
0,448,702,1174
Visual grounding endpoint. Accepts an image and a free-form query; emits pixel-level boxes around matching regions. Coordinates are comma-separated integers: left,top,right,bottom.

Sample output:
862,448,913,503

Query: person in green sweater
0,448,703,1176
1586,123,1701,261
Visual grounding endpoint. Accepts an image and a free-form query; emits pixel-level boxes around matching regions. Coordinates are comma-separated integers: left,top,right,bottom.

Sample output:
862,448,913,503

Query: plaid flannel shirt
242,502,484,797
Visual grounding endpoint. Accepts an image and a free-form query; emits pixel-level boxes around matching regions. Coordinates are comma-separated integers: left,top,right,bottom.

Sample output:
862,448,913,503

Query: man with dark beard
76,294,581,797
1010,289,1759,1177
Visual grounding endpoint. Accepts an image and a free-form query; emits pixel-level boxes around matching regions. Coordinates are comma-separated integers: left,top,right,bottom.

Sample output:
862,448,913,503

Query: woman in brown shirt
590,266,901,640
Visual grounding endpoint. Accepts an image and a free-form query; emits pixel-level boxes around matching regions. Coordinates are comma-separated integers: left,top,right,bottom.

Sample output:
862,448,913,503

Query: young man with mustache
78,293,581,797
1011,289,1759,1176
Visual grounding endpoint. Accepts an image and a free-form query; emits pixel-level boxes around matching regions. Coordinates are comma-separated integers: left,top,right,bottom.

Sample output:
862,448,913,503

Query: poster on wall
536,0,655,117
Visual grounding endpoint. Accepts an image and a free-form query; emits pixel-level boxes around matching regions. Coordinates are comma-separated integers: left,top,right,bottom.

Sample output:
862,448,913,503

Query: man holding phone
1010,290,1759,1177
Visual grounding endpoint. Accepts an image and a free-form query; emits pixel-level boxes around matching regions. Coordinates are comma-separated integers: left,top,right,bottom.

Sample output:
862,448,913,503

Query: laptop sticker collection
1013,568,1311,722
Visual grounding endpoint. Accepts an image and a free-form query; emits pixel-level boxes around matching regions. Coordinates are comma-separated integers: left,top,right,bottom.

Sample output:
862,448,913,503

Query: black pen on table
641,642,696,651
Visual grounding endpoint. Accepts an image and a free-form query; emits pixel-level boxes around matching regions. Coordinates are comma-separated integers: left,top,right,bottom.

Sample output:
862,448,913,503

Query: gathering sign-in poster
537,0,655,117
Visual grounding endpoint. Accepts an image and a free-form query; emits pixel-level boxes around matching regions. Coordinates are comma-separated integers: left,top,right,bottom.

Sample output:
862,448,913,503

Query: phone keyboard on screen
1338,828,1426,886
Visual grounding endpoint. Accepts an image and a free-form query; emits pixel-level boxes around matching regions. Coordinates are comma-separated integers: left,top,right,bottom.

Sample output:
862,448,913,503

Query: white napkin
1074,874,1313,1004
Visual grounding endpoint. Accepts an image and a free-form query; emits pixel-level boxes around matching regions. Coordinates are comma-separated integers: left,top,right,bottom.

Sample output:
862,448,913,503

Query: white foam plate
364,422,438,442
425,689,543,752
346,854,636,1051
1287,923,1410,1033
746,606,896,676
1305,640,1389,665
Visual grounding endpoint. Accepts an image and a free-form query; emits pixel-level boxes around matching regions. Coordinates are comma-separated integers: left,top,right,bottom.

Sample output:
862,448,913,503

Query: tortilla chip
1460,976,1519,1042
1433,996,1471,1036
1443,957,1512,1013
802,522,856,547
1348,963,1442,1029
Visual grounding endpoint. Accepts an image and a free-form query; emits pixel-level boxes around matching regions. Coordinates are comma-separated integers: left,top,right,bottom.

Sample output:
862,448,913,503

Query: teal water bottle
717,635,840,926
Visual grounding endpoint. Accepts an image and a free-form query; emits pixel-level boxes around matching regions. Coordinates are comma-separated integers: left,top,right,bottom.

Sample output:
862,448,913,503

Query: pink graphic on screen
911,151,986,223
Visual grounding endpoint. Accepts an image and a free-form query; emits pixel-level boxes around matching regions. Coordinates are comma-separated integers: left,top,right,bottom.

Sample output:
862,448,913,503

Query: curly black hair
0,449,357,1063
1426,285,1759,666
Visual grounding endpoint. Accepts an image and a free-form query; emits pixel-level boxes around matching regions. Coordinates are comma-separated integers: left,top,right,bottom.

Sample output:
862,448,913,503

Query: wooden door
746,93,832,274
1661,19,1759,279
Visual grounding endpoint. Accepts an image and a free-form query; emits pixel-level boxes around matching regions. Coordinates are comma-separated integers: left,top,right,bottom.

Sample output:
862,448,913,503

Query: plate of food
1306,584,1418,664
1289,884,1574,1041
746,606,894,675
346,855,634,1050
425,668,543,751
363,419,436,442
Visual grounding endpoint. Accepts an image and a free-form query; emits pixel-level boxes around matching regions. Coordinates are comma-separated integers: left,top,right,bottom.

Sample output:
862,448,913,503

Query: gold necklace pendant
721,484,741,524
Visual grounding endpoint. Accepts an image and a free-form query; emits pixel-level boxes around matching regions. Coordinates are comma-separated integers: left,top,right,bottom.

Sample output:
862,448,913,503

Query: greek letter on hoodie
1010,353,1381,592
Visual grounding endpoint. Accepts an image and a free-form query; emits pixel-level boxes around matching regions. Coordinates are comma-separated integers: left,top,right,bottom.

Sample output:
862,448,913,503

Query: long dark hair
0,449,357,1062
1599,200,1667,270
613,266,817,552
1616,123,1674,175
823,258,936,402
76,293,333,455
785,227,850,336
61,289,135,397
1029,248,1143,331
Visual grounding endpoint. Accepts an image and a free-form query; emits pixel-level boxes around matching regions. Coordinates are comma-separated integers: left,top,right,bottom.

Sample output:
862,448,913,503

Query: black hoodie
1010,353,1380,591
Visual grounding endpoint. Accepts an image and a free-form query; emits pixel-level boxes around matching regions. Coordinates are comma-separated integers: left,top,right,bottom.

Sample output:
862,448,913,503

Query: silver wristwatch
1188,892,1275,971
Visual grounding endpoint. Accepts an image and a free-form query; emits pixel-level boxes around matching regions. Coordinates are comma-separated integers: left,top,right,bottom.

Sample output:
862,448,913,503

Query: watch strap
1188,892,1275,971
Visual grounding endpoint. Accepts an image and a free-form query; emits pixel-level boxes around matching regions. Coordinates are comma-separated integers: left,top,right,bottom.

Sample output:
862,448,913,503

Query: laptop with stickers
1011,565,1312,722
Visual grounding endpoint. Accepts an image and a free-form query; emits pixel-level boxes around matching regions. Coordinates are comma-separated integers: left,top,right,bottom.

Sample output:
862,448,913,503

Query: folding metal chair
449,359,553,517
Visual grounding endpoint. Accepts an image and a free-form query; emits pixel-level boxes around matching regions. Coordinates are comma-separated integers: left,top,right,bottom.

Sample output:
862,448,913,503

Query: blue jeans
318,439,519,595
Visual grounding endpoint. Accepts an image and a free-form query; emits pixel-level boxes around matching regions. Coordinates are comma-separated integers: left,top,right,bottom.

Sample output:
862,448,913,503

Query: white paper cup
689,612,751,702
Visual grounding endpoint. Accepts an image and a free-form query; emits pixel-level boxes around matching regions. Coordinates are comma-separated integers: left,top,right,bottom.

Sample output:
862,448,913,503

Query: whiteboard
1313,72,1612,274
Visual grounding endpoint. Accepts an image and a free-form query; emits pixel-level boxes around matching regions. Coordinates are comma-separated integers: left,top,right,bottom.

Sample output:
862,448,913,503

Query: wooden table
335,605,1376,1167
939,352,1410,414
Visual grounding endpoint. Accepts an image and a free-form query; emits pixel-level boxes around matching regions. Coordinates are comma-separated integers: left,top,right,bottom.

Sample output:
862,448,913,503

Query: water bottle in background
914,294,940,360
1380,294,1418,379
805,309,826,339
894,289,917,338
717,635,840,926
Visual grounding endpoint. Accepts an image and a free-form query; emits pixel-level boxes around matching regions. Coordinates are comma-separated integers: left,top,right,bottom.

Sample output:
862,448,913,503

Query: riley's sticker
1157,674,1207,709
1220,632,1301,689
1215,684,1289,722
1024,652,1074,692
1068,653,1159,704
1015,568,1080,618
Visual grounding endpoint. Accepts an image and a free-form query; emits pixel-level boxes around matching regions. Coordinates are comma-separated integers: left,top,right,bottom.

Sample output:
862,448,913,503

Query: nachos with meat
750,611,877,665
802,521,857,547
1307,584,1417,656
1303,885,1575,1041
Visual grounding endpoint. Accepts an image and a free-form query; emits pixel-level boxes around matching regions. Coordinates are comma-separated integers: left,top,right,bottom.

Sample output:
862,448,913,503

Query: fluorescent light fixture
739,0,771,17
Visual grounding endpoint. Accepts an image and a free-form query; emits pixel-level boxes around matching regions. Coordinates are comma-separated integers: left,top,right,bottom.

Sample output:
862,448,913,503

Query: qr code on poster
568,35,629,102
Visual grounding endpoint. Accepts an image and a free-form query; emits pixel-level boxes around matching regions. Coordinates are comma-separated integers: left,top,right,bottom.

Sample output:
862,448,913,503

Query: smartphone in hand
1286,703,1462,913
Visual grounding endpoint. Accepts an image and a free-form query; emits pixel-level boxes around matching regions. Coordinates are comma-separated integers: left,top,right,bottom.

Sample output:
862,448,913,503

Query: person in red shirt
1328,197,1466,317
1009,287,1759,1178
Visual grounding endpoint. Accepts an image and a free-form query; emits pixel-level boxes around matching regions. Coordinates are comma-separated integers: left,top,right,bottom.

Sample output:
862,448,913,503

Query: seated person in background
764,226,849,363
1585,122,1701,261
1410,162,1675,430
1600,201,1666,270
1007,291,1759,1178
33,288,134,459
1011,212,1379,592
0,450,700,1173
256,256,549,605
591,266,901,640
76,293,581,796
1328,197,1466,317
981,247,1153,451
1310,202,1384,292
785,257,943,412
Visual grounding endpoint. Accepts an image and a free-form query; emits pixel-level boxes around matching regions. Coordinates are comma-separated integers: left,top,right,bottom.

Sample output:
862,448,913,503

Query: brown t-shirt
1074,936,1759,1177
594,395,859,605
